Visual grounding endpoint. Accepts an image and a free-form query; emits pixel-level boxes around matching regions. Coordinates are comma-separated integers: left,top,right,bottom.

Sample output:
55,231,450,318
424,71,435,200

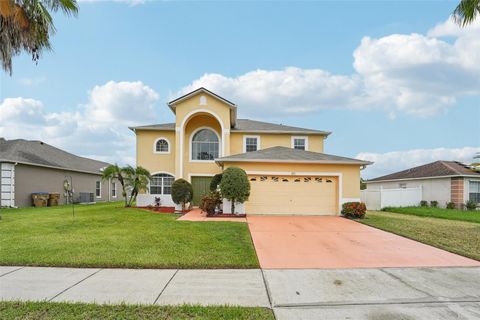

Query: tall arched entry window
191,128,219,160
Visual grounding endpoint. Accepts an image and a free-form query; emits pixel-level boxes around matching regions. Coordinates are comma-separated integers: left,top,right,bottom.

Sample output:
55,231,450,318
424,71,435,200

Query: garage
245,175,338,215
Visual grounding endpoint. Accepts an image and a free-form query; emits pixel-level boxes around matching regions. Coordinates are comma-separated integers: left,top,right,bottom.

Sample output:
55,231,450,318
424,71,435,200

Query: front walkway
247,216,480,269
1,266,480,319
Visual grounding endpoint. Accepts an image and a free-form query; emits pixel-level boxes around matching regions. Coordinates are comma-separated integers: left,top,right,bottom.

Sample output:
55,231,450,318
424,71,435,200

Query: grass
381,206,480,224
0,202,259,269
362,211,480,261
0,301,274,320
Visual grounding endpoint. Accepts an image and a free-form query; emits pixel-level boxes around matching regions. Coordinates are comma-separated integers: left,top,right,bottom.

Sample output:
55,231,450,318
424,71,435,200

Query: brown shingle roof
368,161,480,182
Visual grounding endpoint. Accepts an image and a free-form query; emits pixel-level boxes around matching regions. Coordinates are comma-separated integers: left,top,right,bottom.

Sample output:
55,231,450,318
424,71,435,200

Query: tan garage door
245,175,338,215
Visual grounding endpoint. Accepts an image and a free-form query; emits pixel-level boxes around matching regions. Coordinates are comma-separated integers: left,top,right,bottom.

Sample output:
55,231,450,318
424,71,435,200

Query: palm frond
453,0,480,26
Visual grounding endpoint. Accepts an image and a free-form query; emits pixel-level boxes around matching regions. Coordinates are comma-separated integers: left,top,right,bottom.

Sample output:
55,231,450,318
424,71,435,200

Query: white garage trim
245,170,343,215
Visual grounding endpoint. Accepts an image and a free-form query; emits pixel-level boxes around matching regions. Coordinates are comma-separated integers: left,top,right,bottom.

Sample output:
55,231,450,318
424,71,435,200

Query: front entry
191,176,213,206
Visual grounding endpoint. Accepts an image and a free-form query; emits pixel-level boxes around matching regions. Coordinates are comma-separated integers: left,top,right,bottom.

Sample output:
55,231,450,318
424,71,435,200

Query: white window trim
243,135,261,153
111,181,117,198
291,136,309,151
153,137,171,154
189,126,221,163
95,181,101,198
468,179,480,203
148,171,175,195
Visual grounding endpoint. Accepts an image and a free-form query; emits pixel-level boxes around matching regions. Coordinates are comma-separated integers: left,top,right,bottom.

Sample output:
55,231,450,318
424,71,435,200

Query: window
191,129,219,160
399,183,407,189
150,173,174,195
292,137,308,150
469,181,480,204
244,136,259,152
154,138,169,153
111,182,117,198
95,181,101,198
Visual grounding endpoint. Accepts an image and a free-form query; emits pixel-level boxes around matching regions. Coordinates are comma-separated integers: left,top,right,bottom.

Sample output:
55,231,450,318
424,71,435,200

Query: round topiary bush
171,179,193,211
219,167,250,214
210,173,223,191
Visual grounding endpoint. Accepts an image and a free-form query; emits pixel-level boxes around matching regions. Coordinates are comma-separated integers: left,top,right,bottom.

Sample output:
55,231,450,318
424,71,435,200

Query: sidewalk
1,266,480,319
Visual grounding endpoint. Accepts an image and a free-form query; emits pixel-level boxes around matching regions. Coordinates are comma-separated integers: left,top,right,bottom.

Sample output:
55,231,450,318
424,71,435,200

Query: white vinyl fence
361,186,423,210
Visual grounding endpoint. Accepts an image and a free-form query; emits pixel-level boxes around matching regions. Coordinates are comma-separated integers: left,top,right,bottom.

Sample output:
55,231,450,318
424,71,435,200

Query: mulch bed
136,206,176,214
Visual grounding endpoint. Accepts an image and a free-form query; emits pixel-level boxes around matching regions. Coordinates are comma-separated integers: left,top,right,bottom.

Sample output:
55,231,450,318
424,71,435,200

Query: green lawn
0,301,274,320
382,206,480,223
362,211,480,261
0,203,259,268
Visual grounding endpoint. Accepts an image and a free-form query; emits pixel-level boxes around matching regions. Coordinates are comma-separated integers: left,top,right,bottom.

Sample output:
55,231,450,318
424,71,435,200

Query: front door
191,176,213,206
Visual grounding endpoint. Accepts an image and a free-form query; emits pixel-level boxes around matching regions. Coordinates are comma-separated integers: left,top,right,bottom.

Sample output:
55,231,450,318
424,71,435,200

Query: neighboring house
0,138,123,207
366,160,480,208
130,87,371,215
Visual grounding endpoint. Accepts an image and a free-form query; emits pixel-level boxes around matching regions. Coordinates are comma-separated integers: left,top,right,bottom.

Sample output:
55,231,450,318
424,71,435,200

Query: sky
1,0,479,179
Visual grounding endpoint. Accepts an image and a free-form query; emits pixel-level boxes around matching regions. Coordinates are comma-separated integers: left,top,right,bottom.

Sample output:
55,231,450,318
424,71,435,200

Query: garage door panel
245,175,338,215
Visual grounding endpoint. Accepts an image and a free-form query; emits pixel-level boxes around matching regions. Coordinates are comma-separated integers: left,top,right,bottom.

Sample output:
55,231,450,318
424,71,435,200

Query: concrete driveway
247,216,480,269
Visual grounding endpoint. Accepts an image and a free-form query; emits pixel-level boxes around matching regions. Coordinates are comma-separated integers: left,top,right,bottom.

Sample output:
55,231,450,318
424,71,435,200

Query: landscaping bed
0,301,274,320
0,202,259,269
362,211,480,261
381,206,480,224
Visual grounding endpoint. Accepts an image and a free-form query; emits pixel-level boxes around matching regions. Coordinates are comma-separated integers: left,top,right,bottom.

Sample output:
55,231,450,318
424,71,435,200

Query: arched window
191,128,219,160
154,138,169,153
150,173,174,195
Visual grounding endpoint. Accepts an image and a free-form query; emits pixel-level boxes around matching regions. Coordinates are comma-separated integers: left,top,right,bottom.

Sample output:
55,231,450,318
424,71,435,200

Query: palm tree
123,166,151,207
102,164,129,208
453,0,480,26
0,0,78,75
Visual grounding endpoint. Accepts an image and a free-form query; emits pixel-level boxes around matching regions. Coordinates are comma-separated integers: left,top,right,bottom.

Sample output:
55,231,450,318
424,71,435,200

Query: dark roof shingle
0,138,109,174
216,146,371,165
368,161,480,182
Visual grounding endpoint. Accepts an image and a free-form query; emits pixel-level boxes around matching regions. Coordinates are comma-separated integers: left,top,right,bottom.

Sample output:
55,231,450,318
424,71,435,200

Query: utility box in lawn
32,193,49,207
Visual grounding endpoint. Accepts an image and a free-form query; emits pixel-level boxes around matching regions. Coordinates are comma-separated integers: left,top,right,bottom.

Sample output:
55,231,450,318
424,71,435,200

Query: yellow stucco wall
135,130,176,175
222,162,361,199
230,133,324,154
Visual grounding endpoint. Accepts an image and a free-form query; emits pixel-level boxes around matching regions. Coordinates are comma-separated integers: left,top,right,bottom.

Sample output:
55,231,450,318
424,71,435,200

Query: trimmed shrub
220,167,250,214
430,200,438,208
342,202,367,219
446,202,456,209
210,173,223,191
171,179,193,211
465,200,477,211
420,200,428,207
200,191,222,215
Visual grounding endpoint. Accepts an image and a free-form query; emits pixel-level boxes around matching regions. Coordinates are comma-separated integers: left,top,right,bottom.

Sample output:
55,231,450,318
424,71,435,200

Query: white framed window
95,181,101,198
469,180,480,204
111,181,117,198
291,136,308,150
153,137,170,153
191,128,219,161
150,173,175,195
243,136,260,153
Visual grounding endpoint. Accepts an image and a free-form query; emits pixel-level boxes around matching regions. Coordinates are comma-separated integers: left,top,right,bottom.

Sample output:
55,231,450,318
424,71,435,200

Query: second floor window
191,128,219,160
245,137,258,152
293,138,306,150
155,138,169,153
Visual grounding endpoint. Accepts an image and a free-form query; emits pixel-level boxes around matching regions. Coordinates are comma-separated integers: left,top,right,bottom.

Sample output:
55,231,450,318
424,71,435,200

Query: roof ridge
440,160,464,175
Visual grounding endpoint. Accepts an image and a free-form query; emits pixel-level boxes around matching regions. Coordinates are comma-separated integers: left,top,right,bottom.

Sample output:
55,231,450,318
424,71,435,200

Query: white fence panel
361,187,422,210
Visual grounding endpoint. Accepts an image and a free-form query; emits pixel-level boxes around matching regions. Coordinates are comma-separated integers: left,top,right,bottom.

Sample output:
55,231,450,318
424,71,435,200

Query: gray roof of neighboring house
215,146,372,165
0,138,110,175
368,160,480,182
129,119,330,135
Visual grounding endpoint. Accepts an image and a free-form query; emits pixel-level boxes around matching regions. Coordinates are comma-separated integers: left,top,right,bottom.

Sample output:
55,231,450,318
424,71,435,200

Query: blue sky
1,1,479,178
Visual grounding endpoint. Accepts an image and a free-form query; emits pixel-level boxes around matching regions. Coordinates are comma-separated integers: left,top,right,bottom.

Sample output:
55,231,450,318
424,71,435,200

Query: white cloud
0,81,160,165
357,147,480,179
18,76,46,86
179,18,480,118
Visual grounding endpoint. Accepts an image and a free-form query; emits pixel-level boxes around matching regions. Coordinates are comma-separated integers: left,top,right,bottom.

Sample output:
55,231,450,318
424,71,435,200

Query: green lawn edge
381,206,480,224
0,301,275,320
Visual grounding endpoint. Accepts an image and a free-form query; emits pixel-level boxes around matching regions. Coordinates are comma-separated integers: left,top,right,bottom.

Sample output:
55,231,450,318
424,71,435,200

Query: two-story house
130,88,371,215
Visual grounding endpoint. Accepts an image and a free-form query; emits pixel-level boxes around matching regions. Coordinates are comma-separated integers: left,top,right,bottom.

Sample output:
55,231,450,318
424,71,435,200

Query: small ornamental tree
210,173,223,191
220,167,250,214
171,179,193,211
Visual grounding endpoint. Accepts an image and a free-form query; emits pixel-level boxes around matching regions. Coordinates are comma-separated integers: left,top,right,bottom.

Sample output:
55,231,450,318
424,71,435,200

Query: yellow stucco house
130,88,371,215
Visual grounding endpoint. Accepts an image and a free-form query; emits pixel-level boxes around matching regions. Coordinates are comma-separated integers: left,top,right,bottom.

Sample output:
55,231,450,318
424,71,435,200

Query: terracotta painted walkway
247,216,480,269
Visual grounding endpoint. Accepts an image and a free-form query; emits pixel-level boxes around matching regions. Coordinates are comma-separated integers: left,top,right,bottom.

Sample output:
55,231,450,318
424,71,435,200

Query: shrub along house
365,160,480,209
130,87,371,215
0,138,123,207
